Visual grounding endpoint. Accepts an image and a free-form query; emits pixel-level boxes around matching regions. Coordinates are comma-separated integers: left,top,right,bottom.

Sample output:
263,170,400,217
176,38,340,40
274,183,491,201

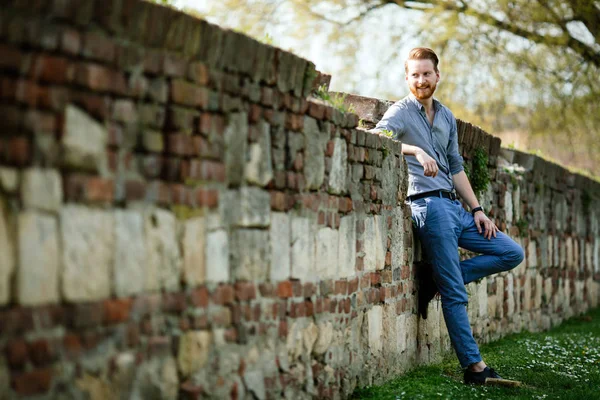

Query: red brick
12,368,53,396
69,302,104,329
103,299,132,325
65,174,114,203
335,280,348,295
303,283,316,298
124,180,146,201
308,101,326,120
259,283,275,297
82,31,116,63
285,114,303,131
30,55,73,85
188,61,209,85
28,339,56,366
213,285,235,305
401,265,410,280
166,132,192,156
3,136,31,167
305,301,314,317
75,63,126,94
71,91,110,119
130,294,162,318
235,282,257,301
196,188,219,208
170,79,208,108
190,287,209,308
189,160,226,182
278,320,288,338
162,292,187,313
385,252,392,266
5,339,29,368
63,334,82,358
277,281,294,298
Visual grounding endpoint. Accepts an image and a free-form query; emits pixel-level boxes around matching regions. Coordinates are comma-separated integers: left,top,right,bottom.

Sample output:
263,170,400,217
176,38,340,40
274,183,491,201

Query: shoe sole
484,378,522,387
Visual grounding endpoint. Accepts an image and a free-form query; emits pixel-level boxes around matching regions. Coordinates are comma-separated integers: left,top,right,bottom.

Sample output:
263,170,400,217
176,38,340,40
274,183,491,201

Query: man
371,47,524,385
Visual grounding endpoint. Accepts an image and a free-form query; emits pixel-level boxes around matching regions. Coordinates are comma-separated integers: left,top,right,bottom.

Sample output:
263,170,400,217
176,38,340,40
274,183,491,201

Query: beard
410,82,437,100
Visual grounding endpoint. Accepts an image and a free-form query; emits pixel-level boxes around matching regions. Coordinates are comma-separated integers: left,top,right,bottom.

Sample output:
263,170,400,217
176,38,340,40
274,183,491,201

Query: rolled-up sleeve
447,115,464,175
372,103,404,139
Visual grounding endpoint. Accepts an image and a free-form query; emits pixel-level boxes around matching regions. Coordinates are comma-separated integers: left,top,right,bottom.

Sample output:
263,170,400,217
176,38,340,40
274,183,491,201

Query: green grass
352,308,600,400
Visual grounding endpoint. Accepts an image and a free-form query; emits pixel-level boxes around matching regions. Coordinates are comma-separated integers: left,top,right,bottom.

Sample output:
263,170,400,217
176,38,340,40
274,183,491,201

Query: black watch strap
471,206,483,216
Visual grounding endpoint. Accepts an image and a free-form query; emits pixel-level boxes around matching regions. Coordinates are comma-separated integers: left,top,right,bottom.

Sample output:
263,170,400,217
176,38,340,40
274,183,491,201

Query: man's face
406,59,440,101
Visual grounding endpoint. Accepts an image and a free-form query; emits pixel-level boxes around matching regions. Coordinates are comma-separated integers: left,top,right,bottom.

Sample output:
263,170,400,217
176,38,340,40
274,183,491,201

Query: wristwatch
471,206,483,216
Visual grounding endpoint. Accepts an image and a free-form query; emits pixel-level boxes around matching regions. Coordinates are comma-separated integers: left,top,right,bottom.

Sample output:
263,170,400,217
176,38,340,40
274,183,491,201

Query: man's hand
415,149,438,177
474,211,498,239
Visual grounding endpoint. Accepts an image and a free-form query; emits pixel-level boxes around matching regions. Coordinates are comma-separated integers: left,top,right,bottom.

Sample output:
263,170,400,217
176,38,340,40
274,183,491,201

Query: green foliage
515,218,529,237
380,129,393,138
314,84,356,114
352,307,600,399
470,147,490,198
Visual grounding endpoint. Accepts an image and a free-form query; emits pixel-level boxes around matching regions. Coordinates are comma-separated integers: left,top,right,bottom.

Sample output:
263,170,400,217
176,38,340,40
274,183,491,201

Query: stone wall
0,1,599,399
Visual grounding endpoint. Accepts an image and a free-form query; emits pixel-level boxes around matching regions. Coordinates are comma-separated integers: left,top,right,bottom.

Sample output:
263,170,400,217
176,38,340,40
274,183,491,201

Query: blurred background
151,0,600,178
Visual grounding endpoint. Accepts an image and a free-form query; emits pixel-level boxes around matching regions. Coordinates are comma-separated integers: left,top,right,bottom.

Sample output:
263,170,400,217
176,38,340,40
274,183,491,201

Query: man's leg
413,198,482,368
457,208,525,285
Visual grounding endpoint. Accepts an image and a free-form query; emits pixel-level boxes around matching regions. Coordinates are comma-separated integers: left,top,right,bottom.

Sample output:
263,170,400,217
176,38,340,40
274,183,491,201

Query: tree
193,0,600,176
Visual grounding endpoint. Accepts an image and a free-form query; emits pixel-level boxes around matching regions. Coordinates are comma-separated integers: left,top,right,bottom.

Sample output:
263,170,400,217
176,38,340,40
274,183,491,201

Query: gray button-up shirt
373,94,464,197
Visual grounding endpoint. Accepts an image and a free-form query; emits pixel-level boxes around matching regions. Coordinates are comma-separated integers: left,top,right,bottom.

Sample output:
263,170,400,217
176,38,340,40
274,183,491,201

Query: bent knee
502,245,525,269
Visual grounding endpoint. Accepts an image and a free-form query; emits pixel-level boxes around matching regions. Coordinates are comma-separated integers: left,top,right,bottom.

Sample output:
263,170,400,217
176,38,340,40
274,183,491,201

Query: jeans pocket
410,199,429,229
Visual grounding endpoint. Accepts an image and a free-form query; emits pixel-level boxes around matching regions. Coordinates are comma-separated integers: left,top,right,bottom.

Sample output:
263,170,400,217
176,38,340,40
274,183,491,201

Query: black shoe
417,261,438,319
464,367,503,385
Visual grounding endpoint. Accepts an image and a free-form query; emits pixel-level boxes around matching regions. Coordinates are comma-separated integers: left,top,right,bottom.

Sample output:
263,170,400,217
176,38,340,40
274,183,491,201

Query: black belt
407,190,457,202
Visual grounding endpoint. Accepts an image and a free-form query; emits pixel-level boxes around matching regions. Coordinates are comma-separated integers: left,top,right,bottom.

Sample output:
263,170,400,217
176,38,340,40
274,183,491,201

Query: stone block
328,138,347,195
381,150,401,206
505,274,515,317
206,229,229,283
527,240,538,268
0,199,15,305
224,112,248,186
222,188,270,228
315,227,339,280
231,229,269,281
270,212,291,282
313,321,333,355
21,168,62,212
245,120,273,186
0,167,19,193
177,331,211,377
114,210,146,297
565,237,573,269
367,306,383,355
63,105,108,173
303,117,326,190
61,205,113,302
182,217,206,287
363,215,385,271
291,217,315,281
131,356,178,400
17,212,59,305
504,189,513,223
144,208,182,292
338,215,356,278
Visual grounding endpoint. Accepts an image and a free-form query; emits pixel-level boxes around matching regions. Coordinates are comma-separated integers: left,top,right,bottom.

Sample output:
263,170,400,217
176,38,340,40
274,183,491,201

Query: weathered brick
277,281,294,298
195,188,219,208
104,299,132,325
28,339,57,366
82,31,116,63
190,287,209,308
5,339,29,368
213,285,235,305
64,174,114,204
11,368,53,396
170,79,209,108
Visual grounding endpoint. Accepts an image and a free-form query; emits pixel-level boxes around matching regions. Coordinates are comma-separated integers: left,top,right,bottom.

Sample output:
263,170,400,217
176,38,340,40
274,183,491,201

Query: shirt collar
408,93,441,112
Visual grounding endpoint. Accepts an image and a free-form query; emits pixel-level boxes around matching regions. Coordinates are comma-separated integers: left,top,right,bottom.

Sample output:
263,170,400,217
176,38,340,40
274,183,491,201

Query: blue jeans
411,196,524,368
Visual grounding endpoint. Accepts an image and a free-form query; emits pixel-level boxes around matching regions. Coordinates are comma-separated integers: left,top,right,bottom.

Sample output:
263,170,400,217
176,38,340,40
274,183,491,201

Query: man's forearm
401,143,422,156
453,170,480,210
